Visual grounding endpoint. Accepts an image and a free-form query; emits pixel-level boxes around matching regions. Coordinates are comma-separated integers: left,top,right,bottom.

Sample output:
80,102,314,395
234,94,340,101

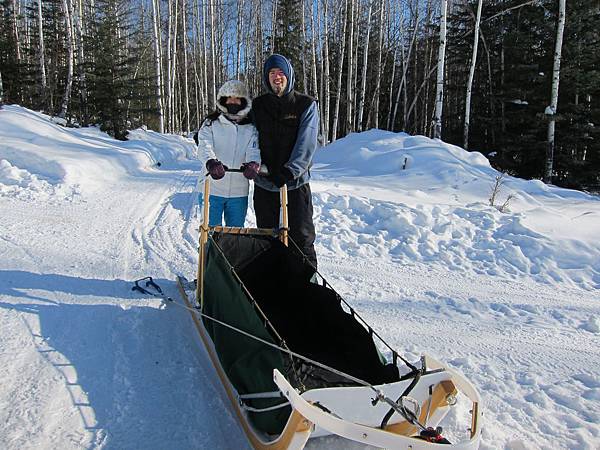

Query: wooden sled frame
180,176,482,449
196,175,288,307
177,276,482,450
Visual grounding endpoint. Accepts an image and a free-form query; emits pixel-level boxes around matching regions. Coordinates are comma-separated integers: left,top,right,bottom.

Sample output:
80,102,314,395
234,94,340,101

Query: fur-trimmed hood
216,80,252,121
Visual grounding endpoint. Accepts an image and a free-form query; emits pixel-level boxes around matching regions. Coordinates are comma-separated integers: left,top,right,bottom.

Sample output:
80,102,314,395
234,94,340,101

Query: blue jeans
199,194,248,227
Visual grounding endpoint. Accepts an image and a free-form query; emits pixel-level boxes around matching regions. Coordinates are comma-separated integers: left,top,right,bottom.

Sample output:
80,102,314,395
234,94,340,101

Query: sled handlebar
205,164,269,177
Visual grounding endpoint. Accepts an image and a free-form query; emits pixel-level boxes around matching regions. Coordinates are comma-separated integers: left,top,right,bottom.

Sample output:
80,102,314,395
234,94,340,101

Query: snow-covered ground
0,105,598,450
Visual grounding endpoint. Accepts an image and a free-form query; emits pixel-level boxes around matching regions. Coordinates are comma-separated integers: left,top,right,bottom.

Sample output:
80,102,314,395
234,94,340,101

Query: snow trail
1,106,599,449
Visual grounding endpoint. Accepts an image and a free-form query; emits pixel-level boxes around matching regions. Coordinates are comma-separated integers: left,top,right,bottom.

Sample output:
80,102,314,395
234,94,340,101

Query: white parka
197,114,261,198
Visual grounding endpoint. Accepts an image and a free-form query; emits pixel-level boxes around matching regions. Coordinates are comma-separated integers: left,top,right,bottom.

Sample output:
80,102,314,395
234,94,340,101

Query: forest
1,0,599,191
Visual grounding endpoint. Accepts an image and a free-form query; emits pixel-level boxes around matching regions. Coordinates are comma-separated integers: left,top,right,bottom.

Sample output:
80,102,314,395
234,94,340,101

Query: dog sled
176,171,482,449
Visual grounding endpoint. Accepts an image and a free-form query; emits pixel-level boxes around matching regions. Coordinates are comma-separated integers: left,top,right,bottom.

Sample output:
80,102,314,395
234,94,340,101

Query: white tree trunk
171,0,179,131
301,0,308,92
166,0,173,131
182,0,190,132
331,0,348,142
463,0,483,149
254,0,265,92
544,0,566,183
392,7,419,130
422,0,434,136
271,0,278,52
345,0,354,134
37,0,47,96
309,1,319,99
201,0,208,116
357,0,373,131
432,0,448,140
209,0,216,110
74,0,88,124
11,0,22,62
191,0,200,128
152,0,165,133
59,0,74,119
322,0,331,141
351,0,359,131
372,0,385,129
235,0,241,78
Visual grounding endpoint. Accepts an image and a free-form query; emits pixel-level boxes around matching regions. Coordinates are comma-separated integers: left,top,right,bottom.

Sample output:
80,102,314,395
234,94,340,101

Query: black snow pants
253,183,318,271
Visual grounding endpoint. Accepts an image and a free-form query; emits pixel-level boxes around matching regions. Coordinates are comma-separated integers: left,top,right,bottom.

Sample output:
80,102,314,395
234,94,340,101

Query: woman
197,80,260,227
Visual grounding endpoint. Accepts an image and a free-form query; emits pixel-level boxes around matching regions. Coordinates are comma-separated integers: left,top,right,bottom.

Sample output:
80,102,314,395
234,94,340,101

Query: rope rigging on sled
132,267,444,438
132,170,480,449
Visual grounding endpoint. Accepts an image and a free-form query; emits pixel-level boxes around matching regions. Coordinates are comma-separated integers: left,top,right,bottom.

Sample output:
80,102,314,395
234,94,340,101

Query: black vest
251,91,314,175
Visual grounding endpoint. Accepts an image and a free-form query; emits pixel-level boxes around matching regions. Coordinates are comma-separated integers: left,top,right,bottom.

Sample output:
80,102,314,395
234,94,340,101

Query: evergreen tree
554,0,600,190
86,0,148,139
272,0,305,92
21,0,66,113
447,0,599,189
0,0,21,104
496,0,550,179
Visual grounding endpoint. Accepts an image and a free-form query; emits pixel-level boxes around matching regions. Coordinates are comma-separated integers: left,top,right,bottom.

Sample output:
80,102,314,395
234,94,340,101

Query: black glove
269,167,294,188
206,159,225,180
242,161,260,180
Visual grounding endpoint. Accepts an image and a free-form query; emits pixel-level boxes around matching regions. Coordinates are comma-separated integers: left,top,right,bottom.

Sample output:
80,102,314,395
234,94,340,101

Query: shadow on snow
0,269,245,450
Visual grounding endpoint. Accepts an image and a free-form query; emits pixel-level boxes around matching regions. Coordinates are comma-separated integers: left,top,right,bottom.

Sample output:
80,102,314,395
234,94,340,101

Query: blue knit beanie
263,54,295,95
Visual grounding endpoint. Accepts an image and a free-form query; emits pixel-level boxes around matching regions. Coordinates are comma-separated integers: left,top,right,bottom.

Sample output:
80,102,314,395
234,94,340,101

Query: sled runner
176,172,482,449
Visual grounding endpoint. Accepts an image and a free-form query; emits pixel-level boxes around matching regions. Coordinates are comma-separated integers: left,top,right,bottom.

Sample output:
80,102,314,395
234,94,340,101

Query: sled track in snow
128,172,199,277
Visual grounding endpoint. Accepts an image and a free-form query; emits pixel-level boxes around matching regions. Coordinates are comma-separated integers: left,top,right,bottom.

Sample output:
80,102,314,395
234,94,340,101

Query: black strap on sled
379,362,424,430
132,276,173,302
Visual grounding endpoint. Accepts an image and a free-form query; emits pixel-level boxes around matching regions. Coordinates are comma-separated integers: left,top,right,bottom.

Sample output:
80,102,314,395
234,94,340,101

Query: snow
1,104,599,449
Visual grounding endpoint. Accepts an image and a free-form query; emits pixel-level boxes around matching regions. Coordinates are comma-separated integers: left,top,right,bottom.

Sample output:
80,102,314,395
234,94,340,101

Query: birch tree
165,0,173,131
151,0,164,133
201,0,209,115
331,0,348,141
432,0,447,140
59,0,74,119
74,0,88,124
463,0,483,149
372,0,385,129
309,1,319,99
235,0,243,78
171,0,179,131
11,0,21,63
37,0,48,109
209,0,216,109
422,0,435,135
391,3,419,131
345,0,355,134
182,0,190,132
357,0,373,131
322,0,331,141
544,0,566,183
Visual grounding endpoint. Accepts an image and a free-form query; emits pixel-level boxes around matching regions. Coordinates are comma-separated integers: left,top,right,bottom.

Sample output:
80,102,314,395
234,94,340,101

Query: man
251,53,319,271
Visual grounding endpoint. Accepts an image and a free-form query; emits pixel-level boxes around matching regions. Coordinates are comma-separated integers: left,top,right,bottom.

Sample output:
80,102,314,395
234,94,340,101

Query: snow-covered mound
0,105,196,198
1,105,599,450
313,130,600,291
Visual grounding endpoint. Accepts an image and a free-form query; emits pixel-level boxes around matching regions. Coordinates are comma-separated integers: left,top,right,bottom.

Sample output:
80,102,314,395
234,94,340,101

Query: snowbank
1,106,599,450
